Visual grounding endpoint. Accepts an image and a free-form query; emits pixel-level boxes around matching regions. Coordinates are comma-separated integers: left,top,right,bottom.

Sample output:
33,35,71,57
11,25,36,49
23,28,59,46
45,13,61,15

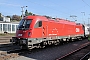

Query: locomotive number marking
76,28,80,32
18,34,22,36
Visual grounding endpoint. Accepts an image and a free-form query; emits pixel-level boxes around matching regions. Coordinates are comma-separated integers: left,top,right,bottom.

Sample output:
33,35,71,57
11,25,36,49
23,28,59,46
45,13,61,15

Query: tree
25,9,33,16
0,13,2,18
5,16,11,19
6,16,11,18
25,9,29,16
12,15,21,21
28,12,33,15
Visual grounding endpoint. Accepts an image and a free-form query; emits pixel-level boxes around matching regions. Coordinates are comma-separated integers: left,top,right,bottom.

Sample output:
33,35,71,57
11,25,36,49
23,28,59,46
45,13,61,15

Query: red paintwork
16,15,84,38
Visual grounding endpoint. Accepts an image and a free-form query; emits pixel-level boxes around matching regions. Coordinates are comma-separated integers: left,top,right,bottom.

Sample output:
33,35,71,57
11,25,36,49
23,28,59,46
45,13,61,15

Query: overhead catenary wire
0,2,21,7
0,2,72,20
25,0,81,21
82,0,90,8
1,0,89,22
26,0,72,16
0,1,79,20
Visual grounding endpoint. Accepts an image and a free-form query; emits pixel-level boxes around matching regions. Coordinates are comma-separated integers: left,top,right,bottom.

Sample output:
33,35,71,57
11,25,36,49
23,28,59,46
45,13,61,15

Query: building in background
0,22,19,33
0,14,19,33
0,15,10,22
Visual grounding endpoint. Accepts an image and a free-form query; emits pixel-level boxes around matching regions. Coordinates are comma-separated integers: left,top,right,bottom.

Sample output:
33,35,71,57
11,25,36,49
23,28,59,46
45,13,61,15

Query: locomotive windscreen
17,19,32,30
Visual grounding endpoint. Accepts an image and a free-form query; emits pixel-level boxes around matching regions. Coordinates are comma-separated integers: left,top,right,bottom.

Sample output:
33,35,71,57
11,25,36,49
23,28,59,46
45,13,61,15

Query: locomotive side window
34,21,42,28
39,21,42,27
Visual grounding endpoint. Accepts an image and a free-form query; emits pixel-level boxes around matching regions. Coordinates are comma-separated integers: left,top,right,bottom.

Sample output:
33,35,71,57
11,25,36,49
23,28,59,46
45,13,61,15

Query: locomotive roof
24,15,82,25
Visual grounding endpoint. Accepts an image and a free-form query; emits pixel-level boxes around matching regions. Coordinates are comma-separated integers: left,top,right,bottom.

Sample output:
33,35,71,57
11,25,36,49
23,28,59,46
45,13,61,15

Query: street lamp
21,6,28,19
81,12,85,24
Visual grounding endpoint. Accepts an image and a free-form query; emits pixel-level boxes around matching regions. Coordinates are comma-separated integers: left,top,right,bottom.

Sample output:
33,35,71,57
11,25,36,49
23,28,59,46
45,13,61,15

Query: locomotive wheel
48,41,52,45
60,39,64,44
36,42,45,48
69,38,72,42
54,40,59,45
40,42,45,48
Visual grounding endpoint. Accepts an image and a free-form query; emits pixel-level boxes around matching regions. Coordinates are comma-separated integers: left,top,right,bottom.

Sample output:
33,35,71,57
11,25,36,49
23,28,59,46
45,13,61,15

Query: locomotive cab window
18,19,32,30
34,21,42,28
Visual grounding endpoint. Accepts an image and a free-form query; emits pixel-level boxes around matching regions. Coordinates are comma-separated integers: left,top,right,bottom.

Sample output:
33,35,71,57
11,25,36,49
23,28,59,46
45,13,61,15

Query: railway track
0,36,13,48
0,44,13,48
0,45,21,60
8,39,89,60
0,38,90,60
0,50,20,60
0,36,25,60
0,41,21,60
0,36,12,44
56,41,90,60
0,47,30,60
80,52,90,60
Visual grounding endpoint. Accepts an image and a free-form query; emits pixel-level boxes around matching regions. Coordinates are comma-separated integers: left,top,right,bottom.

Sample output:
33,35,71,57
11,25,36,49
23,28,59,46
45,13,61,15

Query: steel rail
56,42,90,60
80,52,90,60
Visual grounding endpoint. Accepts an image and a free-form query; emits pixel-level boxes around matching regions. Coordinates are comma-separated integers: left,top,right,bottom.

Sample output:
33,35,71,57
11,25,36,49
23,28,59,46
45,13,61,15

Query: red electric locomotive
11,15,85,49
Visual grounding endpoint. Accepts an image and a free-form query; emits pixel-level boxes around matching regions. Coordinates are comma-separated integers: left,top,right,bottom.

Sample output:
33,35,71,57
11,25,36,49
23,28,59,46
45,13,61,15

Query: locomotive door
42,21,48,38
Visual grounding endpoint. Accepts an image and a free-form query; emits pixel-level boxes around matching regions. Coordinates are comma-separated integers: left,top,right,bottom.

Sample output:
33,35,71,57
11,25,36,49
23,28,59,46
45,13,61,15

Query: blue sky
0,0,90,24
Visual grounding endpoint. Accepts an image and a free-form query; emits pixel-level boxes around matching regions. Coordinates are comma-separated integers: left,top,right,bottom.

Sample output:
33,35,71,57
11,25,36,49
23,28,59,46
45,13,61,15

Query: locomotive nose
16,30,31,38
